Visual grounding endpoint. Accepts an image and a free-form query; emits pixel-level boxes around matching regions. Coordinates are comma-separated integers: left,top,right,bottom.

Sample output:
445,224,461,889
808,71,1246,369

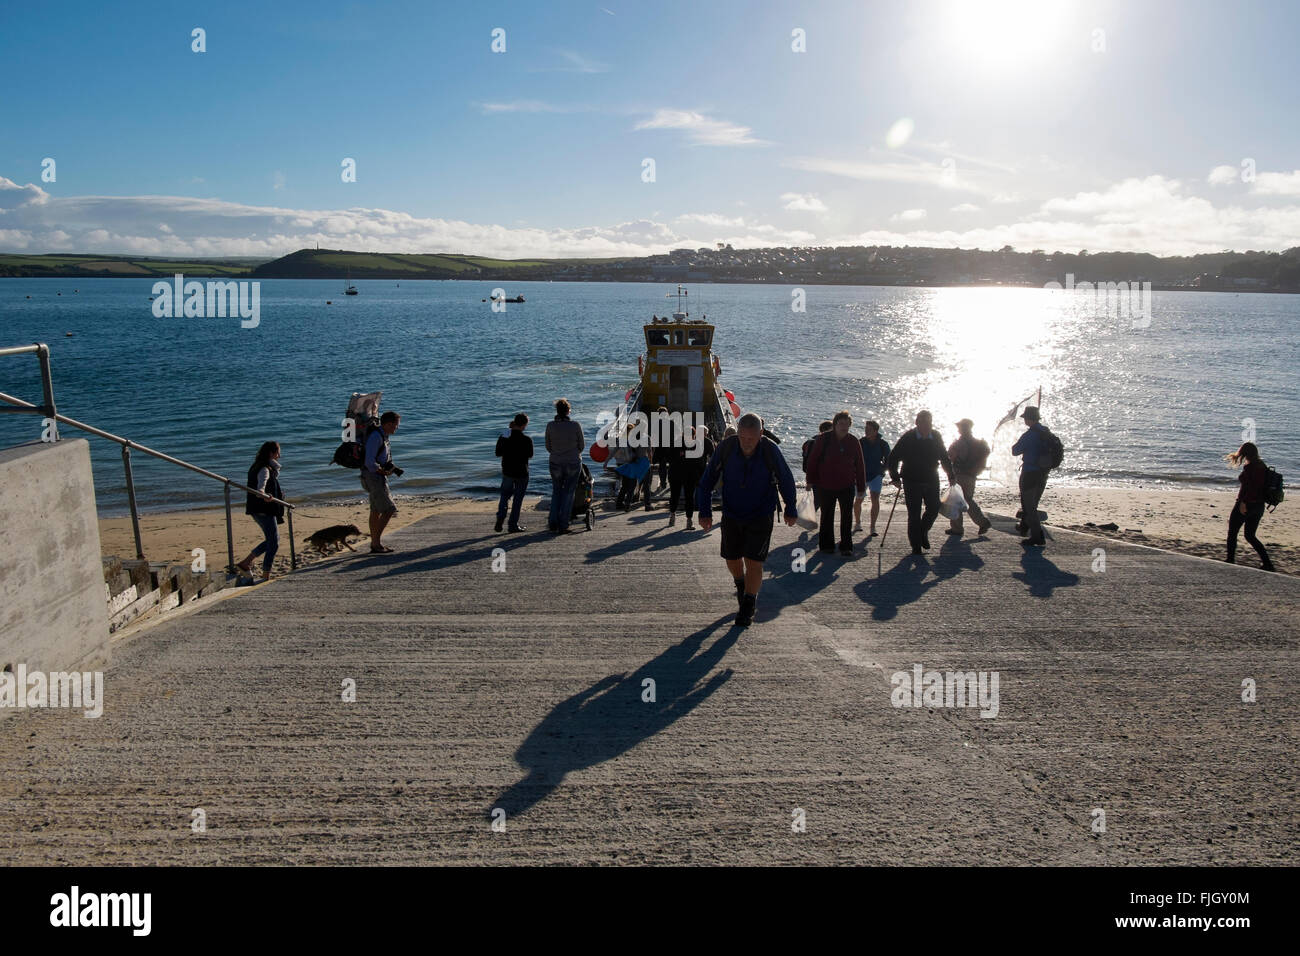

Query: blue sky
2,0,1298,257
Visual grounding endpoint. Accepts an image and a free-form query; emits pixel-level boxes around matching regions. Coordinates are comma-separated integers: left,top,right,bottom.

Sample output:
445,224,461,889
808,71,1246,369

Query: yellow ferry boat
623,286,741,438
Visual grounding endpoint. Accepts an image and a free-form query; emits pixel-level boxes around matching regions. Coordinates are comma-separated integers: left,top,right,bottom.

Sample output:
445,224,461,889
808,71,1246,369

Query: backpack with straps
1263,466,1284,511
714,434,781,492
1037,428,1065,471
331,417,381,469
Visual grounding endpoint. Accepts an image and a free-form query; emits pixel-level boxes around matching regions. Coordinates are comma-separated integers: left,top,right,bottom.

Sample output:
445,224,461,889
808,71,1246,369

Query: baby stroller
572,463,595,531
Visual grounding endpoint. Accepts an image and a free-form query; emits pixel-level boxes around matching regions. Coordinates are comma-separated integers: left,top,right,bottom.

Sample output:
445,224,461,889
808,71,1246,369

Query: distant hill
0,253,268,278
246,248,598,279
4,245,1299,291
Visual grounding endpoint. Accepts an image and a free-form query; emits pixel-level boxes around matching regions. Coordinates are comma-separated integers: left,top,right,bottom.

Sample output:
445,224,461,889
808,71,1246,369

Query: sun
942,0,1073,73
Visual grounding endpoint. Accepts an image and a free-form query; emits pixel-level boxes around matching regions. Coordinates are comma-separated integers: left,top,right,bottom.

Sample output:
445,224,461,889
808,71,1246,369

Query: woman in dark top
1224,442,1274,571
237,441,285,579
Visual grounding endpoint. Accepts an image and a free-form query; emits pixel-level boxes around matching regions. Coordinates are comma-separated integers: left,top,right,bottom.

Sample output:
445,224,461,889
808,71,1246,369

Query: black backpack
714,435,781,493
331,417,380,469
1264,466,1285,511
1038,428,1065,470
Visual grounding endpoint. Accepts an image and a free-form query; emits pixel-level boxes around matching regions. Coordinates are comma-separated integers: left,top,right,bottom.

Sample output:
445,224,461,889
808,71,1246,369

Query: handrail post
224,483,236,575
286,507,297,570
35,343,57,422
121,443,144,560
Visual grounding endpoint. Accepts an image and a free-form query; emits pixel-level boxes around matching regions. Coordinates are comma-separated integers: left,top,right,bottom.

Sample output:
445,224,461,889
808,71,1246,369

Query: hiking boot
977,520,991,534
686,515,694,530
736,593,757,627
508,524,527,532
494,519,504,532
668,512,677,527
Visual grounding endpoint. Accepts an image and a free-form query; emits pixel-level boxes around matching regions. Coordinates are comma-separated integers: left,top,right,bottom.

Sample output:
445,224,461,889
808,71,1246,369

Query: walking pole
877,483,902,577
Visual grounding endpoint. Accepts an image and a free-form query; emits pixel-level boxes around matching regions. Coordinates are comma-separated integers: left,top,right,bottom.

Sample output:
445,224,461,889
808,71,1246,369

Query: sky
2,0,1299,259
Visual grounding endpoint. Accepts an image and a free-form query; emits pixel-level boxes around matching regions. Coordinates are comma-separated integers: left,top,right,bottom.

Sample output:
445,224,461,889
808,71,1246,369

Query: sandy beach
96,485,1297,578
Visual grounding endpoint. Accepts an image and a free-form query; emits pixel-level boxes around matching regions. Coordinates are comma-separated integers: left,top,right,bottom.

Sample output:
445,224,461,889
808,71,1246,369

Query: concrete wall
0,439,110,675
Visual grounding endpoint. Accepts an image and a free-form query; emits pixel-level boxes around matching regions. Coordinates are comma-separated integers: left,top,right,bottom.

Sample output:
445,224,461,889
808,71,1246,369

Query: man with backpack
697,413,799,627
361,411,401,553
946,418,992,537
806,410,866,556
1010,405,1058,548
886,410,955,555
801,421,834,490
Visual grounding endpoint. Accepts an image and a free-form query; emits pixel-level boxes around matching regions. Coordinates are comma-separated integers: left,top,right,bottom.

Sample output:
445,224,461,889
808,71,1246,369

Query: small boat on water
621,285,739,440
344,269,358,295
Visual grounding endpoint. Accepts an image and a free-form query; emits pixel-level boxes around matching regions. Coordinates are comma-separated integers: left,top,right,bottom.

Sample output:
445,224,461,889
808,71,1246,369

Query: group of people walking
801,409,1000,557
234,399,1280,611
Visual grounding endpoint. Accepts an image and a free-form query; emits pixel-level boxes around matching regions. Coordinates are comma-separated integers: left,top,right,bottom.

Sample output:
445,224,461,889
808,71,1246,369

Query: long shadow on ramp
855,535,985,620
1014,547,1080,597
490,616,739,818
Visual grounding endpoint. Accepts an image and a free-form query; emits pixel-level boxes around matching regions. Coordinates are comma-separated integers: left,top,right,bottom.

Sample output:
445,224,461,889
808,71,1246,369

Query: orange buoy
724,389,735,402
624,388,633,402
589,441,609,463
729,401,741,418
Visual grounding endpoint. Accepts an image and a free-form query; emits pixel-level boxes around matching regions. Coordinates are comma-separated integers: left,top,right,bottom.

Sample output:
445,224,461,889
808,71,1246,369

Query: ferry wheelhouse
623,286,740,439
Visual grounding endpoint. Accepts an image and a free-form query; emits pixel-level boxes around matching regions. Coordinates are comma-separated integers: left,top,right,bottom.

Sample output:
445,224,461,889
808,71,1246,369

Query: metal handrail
1,343,296,574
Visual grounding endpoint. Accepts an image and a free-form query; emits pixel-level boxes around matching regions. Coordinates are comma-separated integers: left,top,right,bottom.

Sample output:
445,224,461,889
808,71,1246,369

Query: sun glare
942,0,1072,73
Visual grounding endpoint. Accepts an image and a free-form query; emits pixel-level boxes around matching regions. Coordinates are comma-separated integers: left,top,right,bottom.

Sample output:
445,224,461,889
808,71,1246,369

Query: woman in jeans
1224,442,1275,571
237,441,285,579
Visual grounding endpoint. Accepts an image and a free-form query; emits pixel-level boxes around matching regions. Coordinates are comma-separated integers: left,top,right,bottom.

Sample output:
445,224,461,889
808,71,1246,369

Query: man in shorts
361,410,401,553
696,413,798,627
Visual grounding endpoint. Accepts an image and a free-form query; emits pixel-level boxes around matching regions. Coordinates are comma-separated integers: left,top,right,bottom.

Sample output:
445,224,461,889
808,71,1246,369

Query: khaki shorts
361,470,397,514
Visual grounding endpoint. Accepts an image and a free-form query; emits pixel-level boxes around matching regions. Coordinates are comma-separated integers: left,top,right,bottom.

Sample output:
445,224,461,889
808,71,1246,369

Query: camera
389,465,404,477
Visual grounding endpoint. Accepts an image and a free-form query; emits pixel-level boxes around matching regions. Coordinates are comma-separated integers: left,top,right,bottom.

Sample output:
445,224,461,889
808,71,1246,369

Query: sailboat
344,269,358,295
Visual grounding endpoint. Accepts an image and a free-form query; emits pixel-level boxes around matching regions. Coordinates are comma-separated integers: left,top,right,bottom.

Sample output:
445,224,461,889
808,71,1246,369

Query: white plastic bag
795,491,819,530
944,483,968,519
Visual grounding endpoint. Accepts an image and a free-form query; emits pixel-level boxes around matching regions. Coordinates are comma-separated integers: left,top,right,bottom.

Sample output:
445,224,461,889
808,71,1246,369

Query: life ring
638,355,644,376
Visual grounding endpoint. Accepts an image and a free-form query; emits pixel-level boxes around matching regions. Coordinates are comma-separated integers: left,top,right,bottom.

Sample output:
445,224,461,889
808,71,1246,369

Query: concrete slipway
2,507,1296,865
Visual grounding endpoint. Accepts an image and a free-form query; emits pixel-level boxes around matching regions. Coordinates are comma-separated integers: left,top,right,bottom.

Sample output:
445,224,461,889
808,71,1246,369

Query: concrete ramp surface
2,511,1296,865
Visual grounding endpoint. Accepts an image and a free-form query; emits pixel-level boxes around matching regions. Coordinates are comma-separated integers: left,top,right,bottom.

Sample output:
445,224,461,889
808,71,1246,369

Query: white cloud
634,109,766,147
780,192,827,213
785,156,983,193
0,176,50,209
1254,170,1300,196
480,100,574,114
2,171,1298,262
1207,165,1240,186
950,203,980,213
891,208,927,222
677,212,746,227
